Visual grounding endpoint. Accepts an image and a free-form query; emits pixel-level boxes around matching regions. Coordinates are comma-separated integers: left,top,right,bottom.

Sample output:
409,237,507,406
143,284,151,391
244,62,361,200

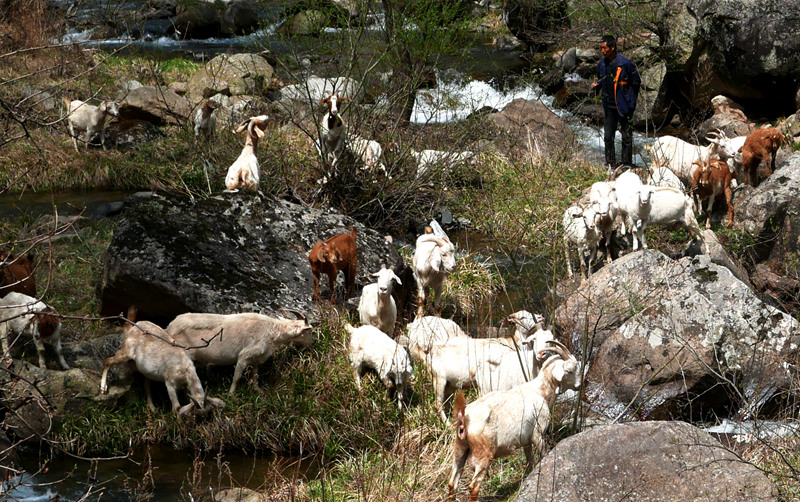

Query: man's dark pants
603,106,633,166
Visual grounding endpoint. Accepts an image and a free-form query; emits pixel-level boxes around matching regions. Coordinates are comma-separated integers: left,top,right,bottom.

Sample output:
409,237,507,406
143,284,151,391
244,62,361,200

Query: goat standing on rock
413,225,456,318
224,115,269,192
309,227,358,302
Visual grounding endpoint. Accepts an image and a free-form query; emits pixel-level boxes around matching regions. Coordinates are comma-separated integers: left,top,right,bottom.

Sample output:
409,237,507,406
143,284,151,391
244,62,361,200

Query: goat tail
453,391,468,440
125,305,139,325
349,226,357,240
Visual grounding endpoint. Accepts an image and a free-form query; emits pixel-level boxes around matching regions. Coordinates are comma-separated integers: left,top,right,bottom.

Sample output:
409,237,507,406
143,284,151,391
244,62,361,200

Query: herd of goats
565,117,784,281
0,88,788,499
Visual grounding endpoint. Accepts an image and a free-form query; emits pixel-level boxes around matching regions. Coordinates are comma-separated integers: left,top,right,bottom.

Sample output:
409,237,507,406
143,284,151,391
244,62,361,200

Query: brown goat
309,227,358,301
0,252,36,297
691,157,735,229
740,127,784,187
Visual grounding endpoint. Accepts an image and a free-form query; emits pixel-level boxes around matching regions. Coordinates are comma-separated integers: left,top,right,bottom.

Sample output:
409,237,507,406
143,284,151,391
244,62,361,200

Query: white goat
224,114,269,192
165,310,313,394
345,323,413,410
562,204,601,281
613,170,644,246
358,265,402,336
646,133,737,183
99,318,225,417
477,326,555,394
626,185,702,250
448,340,580,501
413,227,457,318
194,99,220,139
64,98,119,151
318,94,349,167
0,292,69,370
589,181,618,264
412,149,474,177
349,135,387,175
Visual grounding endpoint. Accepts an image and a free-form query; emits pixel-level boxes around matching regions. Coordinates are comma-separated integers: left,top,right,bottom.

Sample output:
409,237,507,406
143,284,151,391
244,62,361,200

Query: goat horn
544,339,571,360
280,307,306,320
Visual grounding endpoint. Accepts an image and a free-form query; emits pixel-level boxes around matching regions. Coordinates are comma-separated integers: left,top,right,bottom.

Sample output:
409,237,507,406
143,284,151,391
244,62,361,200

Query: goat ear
552,361,565,383
316,247,327,263
392,272,402,285
430,254,442,272
253,126,266,139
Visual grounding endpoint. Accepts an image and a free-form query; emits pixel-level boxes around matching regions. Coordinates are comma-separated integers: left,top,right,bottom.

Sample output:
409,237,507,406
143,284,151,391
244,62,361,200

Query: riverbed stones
1,361,101,440
518,421,779,501
555,249,799,421
97,192,403,325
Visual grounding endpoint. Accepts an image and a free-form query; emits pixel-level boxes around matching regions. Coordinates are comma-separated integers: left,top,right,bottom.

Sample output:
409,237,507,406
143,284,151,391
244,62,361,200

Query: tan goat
165,310,313,394
99,313,224,417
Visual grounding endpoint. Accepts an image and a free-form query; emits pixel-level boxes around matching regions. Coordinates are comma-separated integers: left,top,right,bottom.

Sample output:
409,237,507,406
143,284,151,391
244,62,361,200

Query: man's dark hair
601,35,617,49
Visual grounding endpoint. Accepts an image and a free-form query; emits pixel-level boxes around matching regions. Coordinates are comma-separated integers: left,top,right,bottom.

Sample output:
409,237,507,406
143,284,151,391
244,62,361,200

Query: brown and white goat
100,311,225,416
690,157,735,228
165,309,313,394
318,93,350,167
448,340,580,501
740,127,784,187
0,251,36,297
224,114,269,192
308,227,358,302
0,292,69,370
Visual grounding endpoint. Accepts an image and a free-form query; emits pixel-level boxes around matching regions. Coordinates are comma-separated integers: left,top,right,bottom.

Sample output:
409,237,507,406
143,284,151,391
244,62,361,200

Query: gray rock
489,98,575,157
555,250,799,421
633,61,669,128
734,153,800,260
97,192,404,325
119,85,191,125
278,10,326,36
1,361,102,441
519,421,779,501
187,53,275,103
658,0,800,108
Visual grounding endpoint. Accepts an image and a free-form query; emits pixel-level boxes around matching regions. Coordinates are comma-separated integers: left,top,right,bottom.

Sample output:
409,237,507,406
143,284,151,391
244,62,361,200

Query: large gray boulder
187,53,275,103
658,0,800,110
519,421,779,501
97,192,403,325
119,85,191,125
733,152,800,304
555,250,799,421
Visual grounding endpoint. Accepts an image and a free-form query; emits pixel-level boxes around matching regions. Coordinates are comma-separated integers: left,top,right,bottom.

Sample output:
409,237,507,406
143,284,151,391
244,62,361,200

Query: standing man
591,35,641,170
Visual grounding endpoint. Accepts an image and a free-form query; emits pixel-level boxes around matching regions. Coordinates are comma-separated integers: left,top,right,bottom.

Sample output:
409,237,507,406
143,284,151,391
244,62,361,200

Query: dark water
6,445,315,501
0,190,133,221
